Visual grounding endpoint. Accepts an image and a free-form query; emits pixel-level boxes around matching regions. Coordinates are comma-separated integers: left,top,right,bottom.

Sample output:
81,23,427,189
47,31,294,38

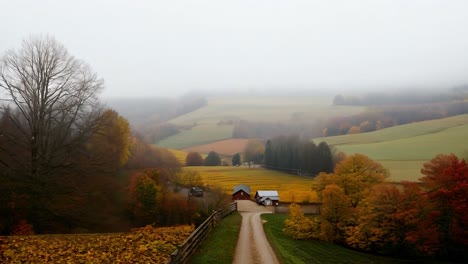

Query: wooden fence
166,202,237,264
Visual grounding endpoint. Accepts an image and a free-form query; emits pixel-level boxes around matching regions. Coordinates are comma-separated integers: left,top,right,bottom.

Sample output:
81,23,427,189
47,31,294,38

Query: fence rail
166,202,237,264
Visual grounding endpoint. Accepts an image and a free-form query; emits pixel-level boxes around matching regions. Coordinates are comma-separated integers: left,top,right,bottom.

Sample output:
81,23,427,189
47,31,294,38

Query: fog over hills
2,0,468,98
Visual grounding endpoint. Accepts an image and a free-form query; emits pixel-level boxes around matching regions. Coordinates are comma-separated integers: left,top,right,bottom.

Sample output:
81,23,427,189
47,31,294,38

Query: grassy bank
262,214,414,264
189,212,242,264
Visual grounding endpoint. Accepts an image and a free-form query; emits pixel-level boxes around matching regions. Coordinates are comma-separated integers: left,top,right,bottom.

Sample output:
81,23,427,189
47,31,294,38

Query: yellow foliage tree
283,203,319,240
87,109,131,171
345,184,402,251
335,154,388,207
320,184,350,242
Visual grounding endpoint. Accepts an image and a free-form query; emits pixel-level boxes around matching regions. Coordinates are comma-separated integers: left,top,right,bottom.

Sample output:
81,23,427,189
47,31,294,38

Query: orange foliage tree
185,152,204,166
320,184,351,242
420,154,468,257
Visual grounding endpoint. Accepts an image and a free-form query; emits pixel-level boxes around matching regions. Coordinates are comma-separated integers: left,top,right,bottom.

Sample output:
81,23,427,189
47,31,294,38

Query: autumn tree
232,153,241,166
86,109,131,173
175,169,203,188
243,139,264,164
320,184,351,242
185,152,204,166
204,151,221,166
345,184,408,253
283,203,319,240
337,154,388,207
420,154,468,257
127,135,181,170
314,154,388,208
129,170,160,226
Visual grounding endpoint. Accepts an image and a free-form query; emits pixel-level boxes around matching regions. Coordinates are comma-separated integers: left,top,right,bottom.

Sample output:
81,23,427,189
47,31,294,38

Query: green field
185,166,318,203
157,124,234,149
316,114,468,182
158,96,364,149
262,214,418,264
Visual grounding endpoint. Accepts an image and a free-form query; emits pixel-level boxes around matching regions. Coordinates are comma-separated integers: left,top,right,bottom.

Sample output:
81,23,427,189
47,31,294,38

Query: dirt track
232,200,280,264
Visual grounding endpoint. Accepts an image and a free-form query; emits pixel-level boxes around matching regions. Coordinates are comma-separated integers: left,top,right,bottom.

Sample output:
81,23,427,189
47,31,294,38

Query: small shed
255,190,280,206
232,185,251,200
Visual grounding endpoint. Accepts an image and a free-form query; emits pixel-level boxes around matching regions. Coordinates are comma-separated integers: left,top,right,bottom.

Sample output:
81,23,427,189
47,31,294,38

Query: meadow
185,166,318,203
317,114,468,182
158,96,364,149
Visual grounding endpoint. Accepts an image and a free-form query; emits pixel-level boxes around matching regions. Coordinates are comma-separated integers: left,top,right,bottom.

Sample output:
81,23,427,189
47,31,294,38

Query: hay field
318,114,468,182
186,166,318,203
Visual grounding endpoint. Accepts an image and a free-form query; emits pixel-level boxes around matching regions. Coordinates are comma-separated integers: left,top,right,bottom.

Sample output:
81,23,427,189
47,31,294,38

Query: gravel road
232,200,280,264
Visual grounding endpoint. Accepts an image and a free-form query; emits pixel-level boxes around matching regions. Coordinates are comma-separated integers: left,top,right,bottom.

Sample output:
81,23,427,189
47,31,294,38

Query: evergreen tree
204,151,221,166
232,153,241,166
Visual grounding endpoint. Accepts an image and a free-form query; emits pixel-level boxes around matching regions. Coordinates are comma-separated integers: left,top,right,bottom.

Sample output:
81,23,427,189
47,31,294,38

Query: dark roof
233,185,251,195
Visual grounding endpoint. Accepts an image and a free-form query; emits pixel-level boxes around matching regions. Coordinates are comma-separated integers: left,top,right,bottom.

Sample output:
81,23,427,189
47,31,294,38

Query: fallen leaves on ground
0,225,193,263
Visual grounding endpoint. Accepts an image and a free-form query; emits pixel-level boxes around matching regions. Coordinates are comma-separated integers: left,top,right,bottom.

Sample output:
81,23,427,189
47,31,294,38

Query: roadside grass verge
262,214,414,264
189,212,241,264
186,166,318,203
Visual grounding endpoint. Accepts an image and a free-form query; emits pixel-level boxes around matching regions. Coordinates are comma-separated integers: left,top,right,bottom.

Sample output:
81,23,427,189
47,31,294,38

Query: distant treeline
323,101,468,136
333,88,468,106
264,135,338,176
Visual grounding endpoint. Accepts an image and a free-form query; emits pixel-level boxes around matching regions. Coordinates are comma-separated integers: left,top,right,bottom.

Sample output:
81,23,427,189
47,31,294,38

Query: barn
232,185,251,200
255,190,279,206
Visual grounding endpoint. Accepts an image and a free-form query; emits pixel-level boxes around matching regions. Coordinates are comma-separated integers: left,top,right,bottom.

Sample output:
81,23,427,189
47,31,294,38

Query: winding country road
232,200,280,264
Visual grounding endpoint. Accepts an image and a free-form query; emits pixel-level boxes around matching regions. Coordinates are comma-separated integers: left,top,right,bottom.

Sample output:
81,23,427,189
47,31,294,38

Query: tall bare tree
0,36,104,232
0,35,103,178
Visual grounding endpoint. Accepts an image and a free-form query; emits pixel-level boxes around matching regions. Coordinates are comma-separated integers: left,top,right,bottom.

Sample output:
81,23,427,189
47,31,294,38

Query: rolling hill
157,96,364,149
316,114,468,181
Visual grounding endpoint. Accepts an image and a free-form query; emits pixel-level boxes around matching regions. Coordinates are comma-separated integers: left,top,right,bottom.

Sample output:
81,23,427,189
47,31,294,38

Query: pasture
158,96,364,149
157,124,234,149
317,114,468,182
186,166,318,203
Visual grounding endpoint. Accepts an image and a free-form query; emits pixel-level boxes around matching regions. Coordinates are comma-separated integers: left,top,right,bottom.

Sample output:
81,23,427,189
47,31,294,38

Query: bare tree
0,35,103,179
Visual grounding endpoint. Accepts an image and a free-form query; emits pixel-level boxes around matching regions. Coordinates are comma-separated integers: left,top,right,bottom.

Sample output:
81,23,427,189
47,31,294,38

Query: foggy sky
1,0,468,98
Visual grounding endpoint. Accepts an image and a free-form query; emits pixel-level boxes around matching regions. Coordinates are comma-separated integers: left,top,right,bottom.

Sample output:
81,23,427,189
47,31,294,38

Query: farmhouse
232,185,251,200
255,190,279,206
